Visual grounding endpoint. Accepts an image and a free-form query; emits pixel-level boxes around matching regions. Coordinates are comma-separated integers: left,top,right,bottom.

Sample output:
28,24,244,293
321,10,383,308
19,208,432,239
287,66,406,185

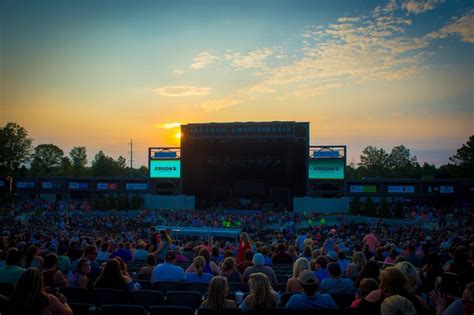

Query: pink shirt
363,234,379,253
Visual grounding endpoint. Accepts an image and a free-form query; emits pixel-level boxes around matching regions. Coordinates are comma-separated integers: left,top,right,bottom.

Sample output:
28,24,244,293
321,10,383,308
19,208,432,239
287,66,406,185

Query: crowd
0,199,473,314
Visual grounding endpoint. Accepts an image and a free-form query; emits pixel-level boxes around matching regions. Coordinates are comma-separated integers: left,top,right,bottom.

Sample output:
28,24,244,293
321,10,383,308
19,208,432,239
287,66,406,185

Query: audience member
0,248,25,285
185,256,213,284
220,256,243,283
151,250,185,283
200,276,237,313
240,273,277,312
286,257,310,293
243,253,277,284
320,262,356,294
286,270,338,309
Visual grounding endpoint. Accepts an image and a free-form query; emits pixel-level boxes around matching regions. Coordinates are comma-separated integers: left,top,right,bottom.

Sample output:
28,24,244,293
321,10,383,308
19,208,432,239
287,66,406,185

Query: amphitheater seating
185,282,209,295
197,307,244,315
166,291,203,310
152,281,182,293
149,305,195,315
59,287,93,304
68,303,95,315
93,288,128,306
330,293,355,309
0,283,14,297
128,290,164,309
278,292,298,306
101,304,147,315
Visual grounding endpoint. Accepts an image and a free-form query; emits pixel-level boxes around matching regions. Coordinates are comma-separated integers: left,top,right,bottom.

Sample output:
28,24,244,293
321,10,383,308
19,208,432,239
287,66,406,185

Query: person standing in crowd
200,276,237,312
240,273,277,312
151,250,185,283
237,232,251,264
0,248,25,285
7,268,72,315
286,257,310,293
152,230,171,263
363,231,379,254
286,270,338,309
243,253,277,284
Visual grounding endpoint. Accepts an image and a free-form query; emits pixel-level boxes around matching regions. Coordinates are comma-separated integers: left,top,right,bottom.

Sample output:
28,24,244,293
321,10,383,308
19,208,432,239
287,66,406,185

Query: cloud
337,17,361,23
401,0,444,14
157,122,181,129
198,99,239,112
191,52,219,69
430,11,474,43
230,49,273,69
174,69,185,75
154,85,210,97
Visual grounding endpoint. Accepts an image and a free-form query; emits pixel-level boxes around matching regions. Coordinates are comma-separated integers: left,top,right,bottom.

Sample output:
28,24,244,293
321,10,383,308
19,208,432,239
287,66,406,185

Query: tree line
0,122,472,179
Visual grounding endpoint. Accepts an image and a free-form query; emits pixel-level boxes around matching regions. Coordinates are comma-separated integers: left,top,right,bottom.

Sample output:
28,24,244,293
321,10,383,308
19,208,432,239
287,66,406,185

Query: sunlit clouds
154,86,211,97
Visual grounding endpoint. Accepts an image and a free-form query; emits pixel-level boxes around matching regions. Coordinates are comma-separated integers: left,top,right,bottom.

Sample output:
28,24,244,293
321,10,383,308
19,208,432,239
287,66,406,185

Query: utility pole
129,139,133,178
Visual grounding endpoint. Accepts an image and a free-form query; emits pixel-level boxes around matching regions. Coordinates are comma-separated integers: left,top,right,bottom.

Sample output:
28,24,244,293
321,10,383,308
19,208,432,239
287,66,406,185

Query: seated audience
133,241,149,261
243,253,277,284
240,273,277,312
69,258,90,289
110,242,133,264
237,250,254,274
286,270,338,309
42,253,68,288
431,281,474,315
380,294,417,315
7,268,72,315
351,277,379,308
200,276,237,312
185,256,213,284
356,261,380,288
347,251,367,279
94,259,136,291
286,257,310,293
394,261,421,293
220,256,243,283
139,254,156,276
320,262,356,294
337,251,350,275
313,255,330,284
186,248,220,275
272,243,294,265
151,250,185,283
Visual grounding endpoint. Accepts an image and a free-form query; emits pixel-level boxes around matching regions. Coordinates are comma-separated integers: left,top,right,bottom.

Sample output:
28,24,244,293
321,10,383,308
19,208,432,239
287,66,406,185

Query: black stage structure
180,122,309,209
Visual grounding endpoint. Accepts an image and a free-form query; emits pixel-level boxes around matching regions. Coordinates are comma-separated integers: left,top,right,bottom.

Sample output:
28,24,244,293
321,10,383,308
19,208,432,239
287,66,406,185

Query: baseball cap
298,270,318,286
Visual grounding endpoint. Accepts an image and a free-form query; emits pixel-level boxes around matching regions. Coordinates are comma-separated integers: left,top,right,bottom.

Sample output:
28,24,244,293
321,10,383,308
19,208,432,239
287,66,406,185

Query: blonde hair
352,251,367,271
194,256,206,276
292,257,310,279
394,262,420,291
203,276,228,313
240,232,249,243
249,273,276,310
381,294,417,315
380,267,412,296
303,238,313,248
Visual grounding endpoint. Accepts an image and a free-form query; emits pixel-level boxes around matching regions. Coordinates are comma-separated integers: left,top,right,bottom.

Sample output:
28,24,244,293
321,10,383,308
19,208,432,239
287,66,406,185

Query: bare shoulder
364,289,382,303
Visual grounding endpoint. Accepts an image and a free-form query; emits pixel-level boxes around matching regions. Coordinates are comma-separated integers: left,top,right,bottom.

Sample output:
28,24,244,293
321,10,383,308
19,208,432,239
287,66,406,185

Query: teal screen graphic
309,159,345,179
150,160,181,178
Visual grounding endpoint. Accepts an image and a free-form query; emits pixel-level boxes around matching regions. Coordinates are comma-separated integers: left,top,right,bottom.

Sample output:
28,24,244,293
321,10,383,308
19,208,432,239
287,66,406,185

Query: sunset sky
1,0,473,167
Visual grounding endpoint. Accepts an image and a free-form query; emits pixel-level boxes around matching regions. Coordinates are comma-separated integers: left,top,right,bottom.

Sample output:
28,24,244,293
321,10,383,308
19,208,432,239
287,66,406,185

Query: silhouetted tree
0,122,33,175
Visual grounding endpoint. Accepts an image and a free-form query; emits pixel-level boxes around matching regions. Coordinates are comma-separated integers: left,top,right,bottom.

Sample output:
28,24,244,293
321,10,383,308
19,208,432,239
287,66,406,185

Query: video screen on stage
308,158,345,180
150,160,181,178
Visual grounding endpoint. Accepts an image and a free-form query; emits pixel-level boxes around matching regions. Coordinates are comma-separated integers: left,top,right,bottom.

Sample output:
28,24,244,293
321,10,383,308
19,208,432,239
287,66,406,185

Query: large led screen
308,158,345,180
150,160,181,178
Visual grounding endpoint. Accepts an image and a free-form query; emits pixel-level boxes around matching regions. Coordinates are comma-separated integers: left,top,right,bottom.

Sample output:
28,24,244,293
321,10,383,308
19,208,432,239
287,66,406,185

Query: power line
129,139,133,178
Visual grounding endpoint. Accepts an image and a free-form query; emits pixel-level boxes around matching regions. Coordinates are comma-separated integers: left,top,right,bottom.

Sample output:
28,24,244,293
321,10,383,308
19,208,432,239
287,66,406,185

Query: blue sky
1,0,473,167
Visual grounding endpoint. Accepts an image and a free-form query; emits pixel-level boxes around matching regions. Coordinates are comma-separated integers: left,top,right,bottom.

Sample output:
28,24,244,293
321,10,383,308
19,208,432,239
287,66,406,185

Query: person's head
461,282,474,314
6,247,22,266
327,262,342,278
380,294,417,315
359,278,380,299
198,247,211,264
113,256,127,274
95,259,124,289
389,249,398,259
253,253,265,267
380,267,412,297
77,258,91,275
205,276,229,313
221,256,237,274
83,245,98,261
352,251,367,270
292,257,310,279
394,262,420,292
147,254,156,267
193,256,206,276
165,250,177,263
303,246,312,258
248,273,276,310
244,249,254,262
259,246,270,256
315,256,328,270
298,270,319,296
43,253,59,270
240,232,249,243
277,243,286,253
337,251,346,260
8,268,48,314
223,250,233,259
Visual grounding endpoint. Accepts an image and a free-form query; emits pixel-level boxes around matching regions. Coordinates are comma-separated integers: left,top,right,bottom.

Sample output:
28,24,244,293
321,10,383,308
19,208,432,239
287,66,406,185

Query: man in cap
285,270,338,309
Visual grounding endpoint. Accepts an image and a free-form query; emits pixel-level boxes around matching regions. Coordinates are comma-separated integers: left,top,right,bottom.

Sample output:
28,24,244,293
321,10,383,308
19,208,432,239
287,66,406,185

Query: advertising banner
387,186,414,193
16,181,35,189
97,183,119,190
125,183,148,190
350,185,377,193
150,160,181,178
440,186,454,194
308,158,345,180
69,182,89,190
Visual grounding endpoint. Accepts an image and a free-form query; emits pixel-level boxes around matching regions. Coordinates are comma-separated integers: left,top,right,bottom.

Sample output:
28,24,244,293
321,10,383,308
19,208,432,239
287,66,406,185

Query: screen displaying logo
150,160,181,178
308,158,345,179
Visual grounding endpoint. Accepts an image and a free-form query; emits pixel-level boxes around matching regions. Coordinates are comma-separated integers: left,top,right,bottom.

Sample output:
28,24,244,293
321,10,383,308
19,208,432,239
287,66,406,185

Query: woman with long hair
25,245,44,269
237,232,251,264
94,259,136,290
200,276,236,313
69,258,90,289
185,256,213,284
240,273,277,312
220,256,242,283
356,267,429,315
347,251,367,279
356,260,380,288
286,257,310,293
7,268,72,315
186,248,220,275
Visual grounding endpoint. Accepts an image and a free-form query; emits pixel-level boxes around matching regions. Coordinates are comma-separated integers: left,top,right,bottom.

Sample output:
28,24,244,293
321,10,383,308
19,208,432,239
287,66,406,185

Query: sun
175,132,182,139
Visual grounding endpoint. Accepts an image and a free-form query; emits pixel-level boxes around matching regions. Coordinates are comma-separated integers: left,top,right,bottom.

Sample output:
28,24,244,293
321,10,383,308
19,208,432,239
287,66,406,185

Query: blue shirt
184,272,213,284
286,293,338,309
314,269,329,283
319,277,356,294
151,262,185,283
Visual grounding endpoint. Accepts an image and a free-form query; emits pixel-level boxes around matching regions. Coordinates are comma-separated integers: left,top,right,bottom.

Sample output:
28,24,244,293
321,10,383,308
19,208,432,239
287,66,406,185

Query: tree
30,144,64,175
58,157,73,176
358,146,389,177
450,135,474,178
0,122,33,175
350,197,361,215
387,145,418,178
70,146,88,176
91,151,117,176
365,197,377,216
